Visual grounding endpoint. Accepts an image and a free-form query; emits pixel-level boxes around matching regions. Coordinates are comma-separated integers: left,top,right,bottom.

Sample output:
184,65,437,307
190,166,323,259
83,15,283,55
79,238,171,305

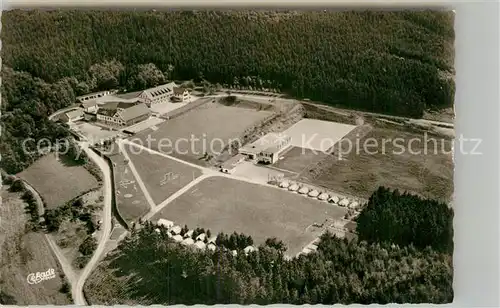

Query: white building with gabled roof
138,82,177,106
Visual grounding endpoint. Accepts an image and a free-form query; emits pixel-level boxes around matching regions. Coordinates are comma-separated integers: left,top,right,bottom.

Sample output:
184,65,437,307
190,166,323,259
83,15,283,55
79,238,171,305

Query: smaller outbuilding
207,243,217,251
279,181,290,188
339,198,350,207
288,184,300,192
196,233,206,242
184,230,194,238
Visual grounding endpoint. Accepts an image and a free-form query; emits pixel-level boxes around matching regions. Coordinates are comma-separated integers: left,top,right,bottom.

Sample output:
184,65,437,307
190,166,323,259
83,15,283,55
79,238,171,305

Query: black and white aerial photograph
1,8,457,305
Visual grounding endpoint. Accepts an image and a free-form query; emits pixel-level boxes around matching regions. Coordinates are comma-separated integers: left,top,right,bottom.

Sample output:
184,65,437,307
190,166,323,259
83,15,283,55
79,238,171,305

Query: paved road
73,142,113,306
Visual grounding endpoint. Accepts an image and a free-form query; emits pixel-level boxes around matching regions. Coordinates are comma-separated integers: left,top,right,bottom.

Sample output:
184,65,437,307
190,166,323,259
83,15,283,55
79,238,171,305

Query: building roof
172,234,183,242
196,233,206,241
66,109,84,119
115,91,143,100
244,246,256,253
207,243,216,251
184,230,194,238
239,133,291,156
181,238,195,246
76,90,112,100
142,82,177,100
81,100,98,108
119,103,150,122
208,236,217,244
173,87,187,95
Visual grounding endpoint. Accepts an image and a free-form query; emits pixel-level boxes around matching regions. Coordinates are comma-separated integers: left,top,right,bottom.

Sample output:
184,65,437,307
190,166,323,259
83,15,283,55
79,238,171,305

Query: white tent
318,193,329,201
172,234,183,242
171,225,182,235
298,187,309,194
349,201,360,209
244,246,256,254
279,181,290,188
288,184,299,192
184,230,194,238
208,236,217,244
207,243,217,251
308,190,319,197
339,198,350,207
157,218,174,229
181,238,195,246
329,195,340,204
194,241,206,250
196,233,206,242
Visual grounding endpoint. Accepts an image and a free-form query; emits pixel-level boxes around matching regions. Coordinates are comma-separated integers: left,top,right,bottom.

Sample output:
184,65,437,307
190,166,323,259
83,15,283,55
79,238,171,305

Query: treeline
356,186,454,253
1,10,455,174
86,222,452,305
85,187,454,305
3,10,454,117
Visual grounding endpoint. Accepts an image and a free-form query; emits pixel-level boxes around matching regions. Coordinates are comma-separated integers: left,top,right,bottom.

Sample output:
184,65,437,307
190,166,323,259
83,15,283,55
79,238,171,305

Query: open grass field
271,146,328,175
17,153,99,209
0,187,71,305
123,144,203,205
109,152,150,224
131,103,272,165
300,127,454,202
151,176,347,256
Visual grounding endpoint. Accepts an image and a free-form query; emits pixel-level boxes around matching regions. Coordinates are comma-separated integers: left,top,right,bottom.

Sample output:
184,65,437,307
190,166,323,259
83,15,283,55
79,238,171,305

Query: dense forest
85,188,453,305
356,186,454,253
1,10,454,174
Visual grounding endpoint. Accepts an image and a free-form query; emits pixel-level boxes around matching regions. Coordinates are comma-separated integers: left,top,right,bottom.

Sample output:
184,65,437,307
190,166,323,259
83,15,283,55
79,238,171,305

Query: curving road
73,142,113,305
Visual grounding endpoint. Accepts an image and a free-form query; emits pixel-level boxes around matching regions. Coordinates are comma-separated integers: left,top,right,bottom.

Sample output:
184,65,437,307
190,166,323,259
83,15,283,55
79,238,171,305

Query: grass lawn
151,176,347,256
123,144,202,205
0,187,72,305
300,127,454,202
17,153,99,209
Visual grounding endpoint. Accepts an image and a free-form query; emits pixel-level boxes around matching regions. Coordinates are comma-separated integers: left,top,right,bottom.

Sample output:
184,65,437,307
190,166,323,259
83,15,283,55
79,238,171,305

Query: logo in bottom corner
27,268,56,285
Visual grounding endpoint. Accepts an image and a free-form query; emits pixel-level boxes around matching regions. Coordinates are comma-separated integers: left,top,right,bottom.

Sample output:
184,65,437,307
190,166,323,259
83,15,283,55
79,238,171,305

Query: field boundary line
118,141,157,209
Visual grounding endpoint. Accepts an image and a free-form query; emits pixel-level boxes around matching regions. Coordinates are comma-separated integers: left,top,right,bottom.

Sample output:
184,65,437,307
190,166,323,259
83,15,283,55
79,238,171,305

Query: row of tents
155,218,256,255
278,181,361,210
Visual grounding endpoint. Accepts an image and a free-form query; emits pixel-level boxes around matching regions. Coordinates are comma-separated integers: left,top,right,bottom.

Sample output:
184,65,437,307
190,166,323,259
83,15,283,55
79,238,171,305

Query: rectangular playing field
131,103,272,164
282,119,356,152
123,144,203,205
151,176,347,255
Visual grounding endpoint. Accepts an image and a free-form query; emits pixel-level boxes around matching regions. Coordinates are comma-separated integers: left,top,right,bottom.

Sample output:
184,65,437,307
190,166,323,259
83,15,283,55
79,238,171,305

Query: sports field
282,119,356,152
123,144,202,205
151,176,347,255
131,103,272,164
17,153,99,209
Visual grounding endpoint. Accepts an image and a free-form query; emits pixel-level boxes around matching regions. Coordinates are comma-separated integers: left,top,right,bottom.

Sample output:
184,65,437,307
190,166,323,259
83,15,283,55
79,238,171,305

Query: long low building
239,132,292,164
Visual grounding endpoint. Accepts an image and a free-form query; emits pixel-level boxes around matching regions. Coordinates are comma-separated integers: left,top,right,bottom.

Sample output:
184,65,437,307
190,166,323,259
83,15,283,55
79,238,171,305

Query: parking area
70,121,123,143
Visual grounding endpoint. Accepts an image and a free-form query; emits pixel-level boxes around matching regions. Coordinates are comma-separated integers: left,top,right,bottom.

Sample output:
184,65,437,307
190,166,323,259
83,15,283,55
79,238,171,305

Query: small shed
194,241,206,250
172,235,183,242
181,238,195,246
298,187,309,194
318,193,329,201
288,184,300,192
329,196,340,204
308,190,319,197
171,225,182,235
